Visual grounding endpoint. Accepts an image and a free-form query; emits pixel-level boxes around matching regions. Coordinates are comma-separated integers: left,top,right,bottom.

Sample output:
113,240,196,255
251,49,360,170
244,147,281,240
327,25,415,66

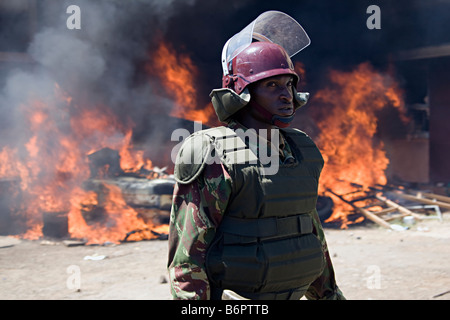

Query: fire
312,62,407,227
119,130,153,174
0,82,168,244
68,185,167,244
148,41,216,125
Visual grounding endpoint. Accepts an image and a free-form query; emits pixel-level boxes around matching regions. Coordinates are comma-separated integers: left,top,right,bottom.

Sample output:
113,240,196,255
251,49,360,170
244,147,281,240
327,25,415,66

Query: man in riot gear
168,11,344,300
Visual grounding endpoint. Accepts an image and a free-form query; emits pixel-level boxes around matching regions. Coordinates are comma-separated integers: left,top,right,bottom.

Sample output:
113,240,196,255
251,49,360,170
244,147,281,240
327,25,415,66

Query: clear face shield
221,11,311,76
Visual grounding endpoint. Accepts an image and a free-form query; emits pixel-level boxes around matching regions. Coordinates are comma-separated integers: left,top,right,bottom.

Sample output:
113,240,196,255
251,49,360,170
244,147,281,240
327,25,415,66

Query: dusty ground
1,214,449,300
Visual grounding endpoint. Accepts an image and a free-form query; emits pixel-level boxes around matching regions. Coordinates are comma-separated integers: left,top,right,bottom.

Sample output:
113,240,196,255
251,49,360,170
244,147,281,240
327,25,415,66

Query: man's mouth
278,106,294,115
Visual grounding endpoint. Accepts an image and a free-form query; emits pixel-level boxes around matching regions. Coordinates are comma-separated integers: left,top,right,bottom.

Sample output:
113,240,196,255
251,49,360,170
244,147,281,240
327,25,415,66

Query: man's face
248,75,295,117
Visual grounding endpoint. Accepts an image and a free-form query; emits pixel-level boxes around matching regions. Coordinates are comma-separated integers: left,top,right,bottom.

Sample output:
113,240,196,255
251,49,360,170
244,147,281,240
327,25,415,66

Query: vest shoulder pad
173,130,213,184
174,126,241,184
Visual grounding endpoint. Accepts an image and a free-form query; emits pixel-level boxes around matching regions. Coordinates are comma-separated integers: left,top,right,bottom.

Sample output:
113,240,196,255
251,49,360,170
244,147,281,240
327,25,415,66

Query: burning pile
311,62,409,227
310,62,448,228
0,81,168,244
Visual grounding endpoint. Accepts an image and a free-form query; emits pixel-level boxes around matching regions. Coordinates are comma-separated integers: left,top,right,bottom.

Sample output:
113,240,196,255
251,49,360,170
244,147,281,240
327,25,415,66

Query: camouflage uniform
167,120,345,300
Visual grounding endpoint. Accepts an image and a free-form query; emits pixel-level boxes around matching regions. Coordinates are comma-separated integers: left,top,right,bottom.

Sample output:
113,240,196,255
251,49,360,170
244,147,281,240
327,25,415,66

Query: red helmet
222,41,299,94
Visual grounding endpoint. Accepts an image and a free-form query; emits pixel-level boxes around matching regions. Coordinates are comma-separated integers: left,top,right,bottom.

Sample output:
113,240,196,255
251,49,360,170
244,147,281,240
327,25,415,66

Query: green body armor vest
174,126,326,299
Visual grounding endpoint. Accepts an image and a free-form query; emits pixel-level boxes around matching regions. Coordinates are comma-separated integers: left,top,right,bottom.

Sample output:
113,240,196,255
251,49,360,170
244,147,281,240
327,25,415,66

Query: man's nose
280,86,293,102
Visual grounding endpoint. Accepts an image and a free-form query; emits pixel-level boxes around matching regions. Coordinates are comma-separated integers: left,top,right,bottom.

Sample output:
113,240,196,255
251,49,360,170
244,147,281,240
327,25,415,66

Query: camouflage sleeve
305,209,346,300
167,161,232,300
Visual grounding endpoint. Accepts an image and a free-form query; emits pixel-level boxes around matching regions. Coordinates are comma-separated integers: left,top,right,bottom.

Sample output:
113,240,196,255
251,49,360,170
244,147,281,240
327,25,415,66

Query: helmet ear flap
293,86,310,110
210,88,251,123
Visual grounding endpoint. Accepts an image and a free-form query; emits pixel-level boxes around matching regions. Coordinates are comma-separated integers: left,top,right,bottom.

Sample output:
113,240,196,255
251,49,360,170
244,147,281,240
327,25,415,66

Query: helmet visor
222,11,310,75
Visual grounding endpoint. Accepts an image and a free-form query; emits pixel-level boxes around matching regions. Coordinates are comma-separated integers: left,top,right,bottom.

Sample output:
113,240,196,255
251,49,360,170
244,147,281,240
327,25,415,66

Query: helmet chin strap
272,113,295,128
249,100,295,128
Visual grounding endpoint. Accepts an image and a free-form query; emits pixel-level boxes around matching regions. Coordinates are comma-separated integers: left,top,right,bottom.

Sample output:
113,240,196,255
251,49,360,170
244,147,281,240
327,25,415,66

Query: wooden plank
373,207,397,215
356,207,392,229
395,192,450,210
419,192,450,204
327,189,392,229
376,195,424,220
384,213,409,222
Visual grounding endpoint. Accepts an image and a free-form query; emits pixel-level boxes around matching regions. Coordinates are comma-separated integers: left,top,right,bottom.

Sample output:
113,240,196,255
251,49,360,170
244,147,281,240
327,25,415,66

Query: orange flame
312,62,407,227
68,185,166,245
119,129,153,173
148,41,216,125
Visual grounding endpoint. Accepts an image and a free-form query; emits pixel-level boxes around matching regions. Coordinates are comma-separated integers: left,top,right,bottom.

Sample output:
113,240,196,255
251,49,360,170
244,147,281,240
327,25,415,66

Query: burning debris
0,69,182,245
0,126,176,244
325,183,446,230
307,62,448,229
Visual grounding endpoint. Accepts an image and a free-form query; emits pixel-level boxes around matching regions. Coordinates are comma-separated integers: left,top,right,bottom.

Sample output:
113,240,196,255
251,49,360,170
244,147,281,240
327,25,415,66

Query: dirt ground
1,214,449,300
